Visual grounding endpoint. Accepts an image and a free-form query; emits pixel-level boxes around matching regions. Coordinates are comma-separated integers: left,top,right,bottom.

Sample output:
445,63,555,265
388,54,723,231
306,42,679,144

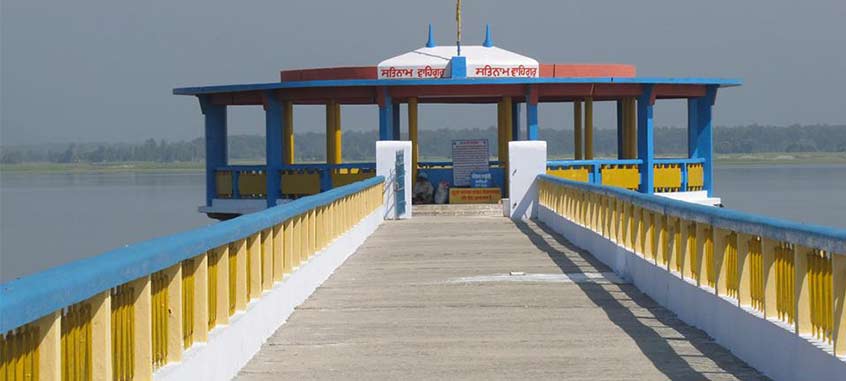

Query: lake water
1,164,844,282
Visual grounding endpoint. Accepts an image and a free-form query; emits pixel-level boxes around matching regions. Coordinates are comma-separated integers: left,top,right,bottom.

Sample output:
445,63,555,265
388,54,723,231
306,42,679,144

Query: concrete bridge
2,142,845,381
238,216,764,380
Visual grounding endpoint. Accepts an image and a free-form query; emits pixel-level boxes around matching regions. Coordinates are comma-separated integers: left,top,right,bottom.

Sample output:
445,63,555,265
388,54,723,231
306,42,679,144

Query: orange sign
449,188,501,204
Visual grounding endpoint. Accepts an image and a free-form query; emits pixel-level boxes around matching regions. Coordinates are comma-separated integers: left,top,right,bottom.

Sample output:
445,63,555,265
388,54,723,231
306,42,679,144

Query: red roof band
280,64,636,82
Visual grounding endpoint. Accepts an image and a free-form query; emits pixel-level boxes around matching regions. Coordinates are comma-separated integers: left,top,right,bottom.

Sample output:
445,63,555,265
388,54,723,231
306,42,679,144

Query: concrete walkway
237,217,767,380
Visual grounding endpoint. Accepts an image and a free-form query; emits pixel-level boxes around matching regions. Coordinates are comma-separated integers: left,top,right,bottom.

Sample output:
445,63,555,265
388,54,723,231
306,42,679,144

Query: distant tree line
2,124,845,164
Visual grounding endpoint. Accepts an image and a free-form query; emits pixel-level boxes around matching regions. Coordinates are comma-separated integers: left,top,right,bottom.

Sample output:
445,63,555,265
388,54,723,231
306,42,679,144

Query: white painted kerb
154,206,384,381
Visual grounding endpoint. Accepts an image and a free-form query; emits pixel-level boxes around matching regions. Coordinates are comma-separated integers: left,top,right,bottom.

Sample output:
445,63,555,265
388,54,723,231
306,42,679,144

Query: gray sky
2,0,844,145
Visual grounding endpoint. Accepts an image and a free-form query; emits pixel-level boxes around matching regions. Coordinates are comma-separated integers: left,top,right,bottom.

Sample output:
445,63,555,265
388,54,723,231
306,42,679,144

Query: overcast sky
2,0,844,145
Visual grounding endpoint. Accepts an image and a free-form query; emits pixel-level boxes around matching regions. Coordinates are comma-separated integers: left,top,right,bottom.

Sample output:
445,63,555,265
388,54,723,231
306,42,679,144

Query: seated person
412,171,434,204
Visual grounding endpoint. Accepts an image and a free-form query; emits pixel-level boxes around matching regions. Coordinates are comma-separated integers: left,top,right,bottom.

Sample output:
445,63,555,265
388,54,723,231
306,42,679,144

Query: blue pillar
526,87,539,140
511,102,521,140
637,85,654,194
392,102,401,139
698,86,717,196
687,98,700,158
378,89,393,140
199,96,227,207
616,100,624,159
264,91,282,207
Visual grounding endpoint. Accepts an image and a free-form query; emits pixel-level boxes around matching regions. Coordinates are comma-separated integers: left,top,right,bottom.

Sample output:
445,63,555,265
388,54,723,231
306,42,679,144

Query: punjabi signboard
452,139,489,187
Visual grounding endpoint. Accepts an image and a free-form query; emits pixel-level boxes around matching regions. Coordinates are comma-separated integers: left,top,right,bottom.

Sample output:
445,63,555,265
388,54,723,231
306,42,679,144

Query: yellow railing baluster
207,249,219,330
1,324,40,381
61,302,92,381
111,284,135,381
705,227,715,288
774,243,795,324
726,233,739,299
749,237,764,313
182,259,195,349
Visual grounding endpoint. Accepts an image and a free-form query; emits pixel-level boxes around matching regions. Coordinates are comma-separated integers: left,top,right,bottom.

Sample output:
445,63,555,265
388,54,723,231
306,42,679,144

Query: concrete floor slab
237,217,767,381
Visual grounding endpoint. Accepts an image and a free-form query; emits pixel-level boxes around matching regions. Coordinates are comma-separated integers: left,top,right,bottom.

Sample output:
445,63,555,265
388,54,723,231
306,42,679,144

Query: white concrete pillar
508,141,547,221
376,141,412,220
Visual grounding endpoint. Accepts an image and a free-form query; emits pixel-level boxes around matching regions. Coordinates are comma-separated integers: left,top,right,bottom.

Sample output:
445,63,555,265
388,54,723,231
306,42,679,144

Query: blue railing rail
538,174,846,253
417,160,503,168
0,176,385,333
215,163,378,197
546,158,707,192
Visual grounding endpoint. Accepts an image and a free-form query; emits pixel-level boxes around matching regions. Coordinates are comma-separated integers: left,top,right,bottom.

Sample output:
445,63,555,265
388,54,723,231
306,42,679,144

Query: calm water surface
1,164,844,281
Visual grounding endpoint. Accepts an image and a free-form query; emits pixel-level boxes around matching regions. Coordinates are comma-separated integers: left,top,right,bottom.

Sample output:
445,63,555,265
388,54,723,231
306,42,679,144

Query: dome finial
482,24,493,47
426,24,436,48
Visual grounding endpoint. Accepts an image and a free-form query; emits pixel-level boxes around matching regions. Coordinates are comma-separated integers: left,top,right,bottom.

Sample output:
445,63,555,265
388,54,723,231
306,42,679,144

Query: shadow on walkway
514,220,768,381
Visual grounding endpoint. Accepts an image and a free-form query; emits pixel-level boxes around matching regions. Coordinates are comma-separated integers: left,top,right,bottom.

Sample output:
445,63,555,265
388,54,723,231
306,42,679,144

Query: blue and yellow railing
0,177,384,381
214,163,377,199
538,175,846,356
546,158,706,193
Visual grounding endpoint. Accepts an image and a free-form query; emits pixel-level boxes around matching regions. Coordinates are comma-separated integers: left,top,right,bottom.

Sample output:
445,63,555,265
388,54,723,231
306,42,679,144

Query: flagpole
456,0,462,56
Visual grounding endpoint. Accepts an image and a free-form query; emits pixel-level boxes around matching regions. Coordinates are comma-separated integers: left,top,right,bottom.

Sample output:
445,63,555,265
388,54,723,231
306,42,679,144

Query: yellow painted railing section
215,168,376,199
546,167,589,183
538,178,846,356
0,182,383,381
545,162,698,193
653,163,682,192
602,164,639,190
687,163,704,191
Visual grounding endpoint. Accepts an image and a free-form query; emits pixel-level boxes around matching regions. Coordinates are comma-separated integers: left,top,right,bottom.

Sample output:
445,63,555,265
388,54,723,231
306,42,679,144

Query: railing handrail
653,158,705,165
538,174,846,254
217,163,378,172
0,176,385,333
546,158,705,167
547,159,643,167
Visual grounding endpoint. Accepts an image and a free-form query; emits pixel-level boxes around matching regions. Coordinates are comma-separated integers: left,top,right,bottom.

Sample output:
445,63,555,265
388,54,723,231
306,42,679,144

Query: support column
688,86,717,195
526,86,539,140
378,88,393,140
392,102,401,140
283,101,294,165
637,86,655,194
503,96,513,197
574,101,583,160
325,100,337,164
511,101,521,141
626,98,637,159
264,91,282,207
503,97,514,150
585,97,594,160
408,97,419,179
199,96,227,207
497,99,505,163
333,102,342,164
616,100,626,159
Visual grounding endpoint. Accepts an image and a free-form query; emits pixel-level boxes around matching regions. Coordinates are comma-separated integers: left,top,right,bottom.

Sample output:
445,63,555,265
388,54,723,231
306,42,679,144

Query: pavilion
173,25,740,218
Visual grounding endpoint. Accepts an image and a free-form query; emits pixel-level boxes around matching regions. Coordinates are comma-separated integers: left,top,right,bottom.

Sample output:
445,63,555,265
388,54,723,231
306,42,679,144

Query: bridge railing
214,163,377,199
538,174,846,356
546,158,705,192
0,177,385,381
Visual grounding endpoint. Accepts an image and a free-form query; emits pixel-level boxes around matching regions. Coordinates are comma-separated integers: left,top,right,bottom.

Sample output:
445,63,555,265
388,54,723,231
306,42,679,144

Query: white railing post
507,141,547,221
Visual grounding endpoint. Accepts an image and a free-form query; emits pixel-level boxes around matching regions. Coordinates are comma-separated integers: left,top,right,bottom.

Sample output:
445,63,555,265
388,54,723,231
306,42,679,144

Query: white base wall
155,206,384,381
538,205,846,381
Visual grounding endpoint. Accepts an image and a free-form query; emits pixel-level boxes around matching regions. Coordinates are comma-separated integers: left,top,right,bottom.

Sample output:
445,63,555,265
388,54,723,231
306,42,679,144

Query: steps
412,202,505,217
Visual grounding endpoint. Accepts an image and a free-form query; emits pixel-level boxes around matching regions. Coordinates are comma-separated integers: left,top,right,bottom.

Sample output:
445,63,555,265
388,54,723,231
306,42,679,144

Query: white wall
376,141,412,220
154,206,384,381
538,206,846,381
508,141,547,221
